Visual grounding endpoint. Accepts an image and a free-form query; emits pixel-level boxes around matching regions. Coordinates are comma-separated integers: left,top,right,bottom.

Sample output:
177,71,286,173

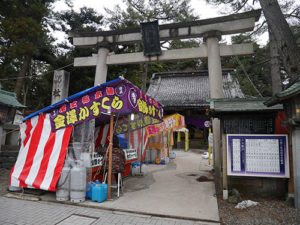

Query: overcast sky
53,0,267,45
53,0,223,19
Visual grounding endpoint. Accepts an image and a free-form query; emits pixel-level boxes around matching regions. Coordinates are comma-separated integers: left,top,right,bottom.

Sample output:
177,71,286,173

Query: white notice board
227,134,289,178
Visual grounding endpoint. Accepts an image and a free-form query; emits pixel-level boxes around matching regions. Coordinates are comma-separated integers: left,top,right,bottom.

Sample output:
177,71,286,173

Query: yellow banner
146,113,185,137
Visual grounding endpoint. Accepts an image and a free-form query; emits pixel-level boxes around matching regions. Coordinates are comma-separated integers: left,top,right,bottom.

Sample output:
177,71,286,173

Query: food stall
9,77,163,201
145,113,187,164
92,113,160,180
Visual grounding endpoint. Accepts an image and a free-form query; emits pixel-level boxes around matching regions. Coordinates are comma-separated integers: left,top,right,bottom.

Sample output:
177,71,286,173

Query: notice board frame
227,134,289,178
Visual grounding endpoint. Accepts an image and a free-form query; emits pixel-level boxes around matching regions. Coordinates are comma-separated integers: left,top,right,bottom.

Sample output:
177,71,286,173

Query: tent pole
140,120,143,174
107,112,114,199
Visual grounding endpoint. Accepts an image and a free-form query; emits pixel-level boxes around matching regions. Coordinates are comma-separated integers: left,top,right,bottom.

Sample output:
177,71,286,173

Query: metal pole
140,120,144,174
208,128,212,165
107,112,114,199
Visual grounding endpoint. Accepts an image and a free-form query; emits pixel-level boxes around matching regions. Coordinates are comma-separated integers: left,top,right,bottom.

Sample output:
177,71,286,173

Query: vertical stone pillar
52,70,70,104
204,31,224,192
205,31,223,99
94,47,109,86
292,127,300,208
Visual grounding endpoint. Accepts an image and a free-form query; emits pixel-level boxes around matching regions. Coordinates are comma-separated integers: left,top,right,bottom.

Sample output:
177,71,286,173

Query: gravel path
218,195,300,225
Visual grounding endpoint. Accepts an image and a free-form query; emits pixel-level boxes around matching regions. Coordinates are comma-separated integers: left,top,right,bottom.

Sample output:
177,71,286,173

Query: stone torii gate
69,9,261,196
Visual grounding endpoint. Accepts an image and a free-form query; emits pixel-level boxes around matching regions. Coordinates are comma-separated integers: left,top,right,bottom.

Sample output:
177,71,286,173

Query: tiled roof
209,98,283,112
146,70,244,108
264,75,300,106
0,90,26,108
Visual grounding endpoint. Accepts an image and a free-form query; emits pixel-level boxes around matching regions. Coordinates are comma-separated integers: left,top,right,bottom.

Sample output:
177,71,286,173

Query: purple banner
185,117,210,129
49,79,163,131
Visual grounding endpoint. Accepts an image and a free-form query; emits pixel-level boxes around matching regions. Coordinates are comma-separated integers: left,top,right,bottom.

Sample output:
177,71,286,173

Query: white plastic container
131,163,140,176
70,161,86,203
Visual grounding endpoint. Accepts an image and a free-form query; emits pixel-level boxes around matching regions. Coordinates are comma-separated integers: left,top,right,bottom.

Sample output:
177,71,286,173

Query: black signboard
141,20,162,57
223,115,275,134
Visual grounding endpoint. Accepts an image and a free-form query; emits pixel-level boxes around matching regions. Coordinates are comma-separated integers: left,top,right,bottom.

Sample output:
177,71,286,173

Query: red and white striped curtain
94,124,110,148
9,114,72,191
128,128,148,162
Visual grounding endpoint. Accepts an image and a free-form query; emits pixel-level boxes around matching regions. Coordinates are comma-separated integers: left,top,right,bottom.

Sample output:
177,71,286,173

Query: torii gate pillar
94,47,110,86
205,31,224,192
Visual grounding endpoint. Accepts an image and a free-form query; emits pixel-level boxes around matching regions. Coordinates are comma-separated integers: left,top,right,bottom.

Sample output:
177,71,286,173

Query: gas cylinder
70,161,86,203
56,160,71,201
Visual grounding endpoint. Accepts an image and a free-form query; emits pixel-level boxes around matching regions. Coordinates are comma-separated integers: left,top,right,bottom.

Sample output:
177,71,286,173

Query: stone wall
0,124,20,169
228,176,288,198
0,145,19,169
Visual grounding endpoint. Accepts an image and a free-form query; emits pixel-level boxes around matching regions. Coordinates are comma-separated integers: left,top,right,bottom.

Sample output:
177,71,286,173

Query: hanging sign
146,113,185,137
49,79,163,131
115,115,160,135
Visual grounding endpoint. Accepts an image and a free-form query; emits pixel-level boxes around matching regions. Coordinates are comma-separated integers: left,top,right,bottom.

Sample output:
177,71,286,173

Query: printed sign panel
227,134,289,178
49,80,163,131
123,148,138,161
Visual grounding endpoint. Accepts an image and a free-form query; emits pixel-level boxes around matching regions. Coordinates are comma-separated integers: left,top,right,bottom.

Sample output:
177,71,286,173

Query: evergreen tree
0,0,56,103
52,6,104,95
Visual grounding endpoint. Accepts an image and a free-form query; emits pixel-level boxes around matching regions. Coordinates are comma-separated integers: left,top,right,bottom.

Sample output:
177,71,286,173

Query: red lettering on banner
59,105,66,113
140,91,143,99
82,95,90,104
145,94,148,101
153,101,158,107
70,101,77,109
95,91,102,99
106,87,114,95
149,98,152,104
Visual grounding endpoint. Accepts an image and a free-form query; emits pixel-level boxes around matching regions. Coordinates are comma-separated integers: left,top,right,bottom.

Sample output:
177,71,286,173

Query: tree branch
233,0,250,13
127,0,147,17
234,56,263,97
249,20,267,36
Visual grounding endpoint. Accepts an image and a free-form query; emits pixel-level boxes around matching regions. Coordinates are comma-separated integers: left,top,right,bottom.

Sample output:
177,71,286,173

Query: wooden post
107,112,114,199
